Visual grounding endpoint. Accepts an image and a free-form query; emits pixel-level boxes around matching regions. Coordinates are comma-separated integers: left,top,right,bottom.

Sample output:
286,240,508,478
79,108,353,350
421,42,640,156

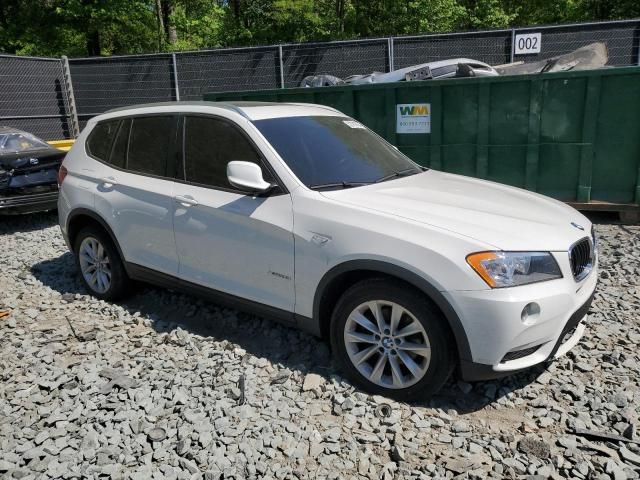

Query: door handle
99,176,117,188
175,195,199,207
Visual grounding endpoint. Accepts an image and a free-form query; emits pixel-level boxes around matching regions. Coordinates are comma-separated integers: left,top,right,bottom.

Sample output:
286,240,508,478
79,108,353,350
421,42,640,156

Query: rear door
91,115,180,276
172,114,295,312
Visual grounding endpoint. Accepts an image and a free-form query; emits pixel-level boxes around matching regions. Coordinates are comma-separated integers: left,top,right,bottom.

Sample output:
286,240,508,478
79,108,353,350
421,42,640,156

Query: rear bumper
0,191,58,214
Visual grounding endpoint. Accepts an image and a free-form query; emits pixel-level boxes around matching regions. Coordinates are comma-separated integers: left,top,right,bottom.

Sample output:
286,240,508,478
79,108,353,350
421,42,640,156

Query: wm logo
399,105,429,116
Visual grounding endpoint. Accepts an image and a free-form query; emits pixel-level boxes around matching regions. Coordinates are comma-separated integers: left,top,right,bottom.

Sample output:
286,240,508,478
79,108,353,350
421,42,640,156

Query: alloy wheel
343,300,431,389
78,236,112,294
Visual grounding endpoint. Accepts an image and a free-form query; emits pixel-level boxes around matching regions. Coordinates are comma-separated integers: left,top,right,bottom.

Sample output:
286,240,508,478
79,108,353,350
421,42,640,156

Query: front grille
501,344,541,363
569,237,593,281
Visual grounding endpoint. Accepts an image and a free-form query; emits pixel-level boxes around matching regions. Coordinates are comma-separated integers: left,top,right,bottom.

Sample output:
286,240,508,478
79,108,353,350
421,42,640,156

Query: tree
1,0,638,57
461,0,517,29
171,0,225,50
161,0,178,46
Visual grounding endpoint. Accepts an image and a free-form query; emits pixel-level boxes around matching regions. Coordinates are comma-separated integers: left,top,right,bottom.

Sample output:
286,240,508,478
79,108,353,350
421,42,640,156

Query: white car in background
301,58,499,87
58,102,597,399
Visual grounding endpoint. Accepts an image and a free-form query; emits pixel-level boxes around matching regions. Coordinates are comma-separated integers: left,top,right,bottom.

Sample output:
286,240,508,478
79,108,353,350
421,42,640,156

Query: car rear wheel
73,225,130,300
330,278,454,400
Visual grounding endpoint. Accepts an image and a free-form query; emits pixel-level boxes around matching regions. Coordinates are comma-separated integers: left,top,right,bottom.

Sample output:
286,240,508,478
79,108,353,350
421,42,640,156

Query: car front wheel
330,278,454,400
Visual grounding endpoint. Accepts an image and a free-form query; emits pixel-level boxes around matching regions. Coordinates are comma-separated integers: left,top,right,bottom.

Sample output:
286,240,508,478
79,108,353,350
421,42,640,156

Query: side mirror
227,161,273,193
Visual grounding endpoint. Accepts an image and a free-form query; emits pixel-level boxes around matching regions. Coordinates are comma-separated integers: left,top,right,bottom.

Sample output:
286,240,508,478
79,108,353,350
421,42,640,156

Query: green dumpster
205,66,640,212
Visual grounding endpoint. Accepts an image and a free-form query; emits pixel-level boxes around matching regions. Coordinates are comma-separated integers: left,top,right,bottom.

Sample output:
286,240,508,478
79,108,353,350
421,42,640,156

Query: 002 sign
514,33,541,55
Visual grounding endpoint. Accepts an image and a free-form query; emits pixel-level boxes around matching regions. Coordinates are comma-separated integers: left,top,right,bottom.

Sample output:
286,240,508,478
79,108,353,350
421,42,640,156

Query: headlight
466,251,562,288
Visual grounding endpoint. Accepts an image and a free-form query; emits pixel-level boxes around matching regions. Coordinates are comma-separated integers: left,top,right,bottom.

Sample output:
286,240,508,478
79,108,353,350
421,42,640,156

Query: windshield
253,115,422,188
0,131,51,153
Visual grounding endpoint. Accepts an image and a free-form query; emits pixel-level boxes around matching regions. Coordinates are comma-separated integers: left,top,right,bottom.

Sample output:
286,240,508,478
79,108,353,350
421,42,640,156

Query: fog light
521,302,541,324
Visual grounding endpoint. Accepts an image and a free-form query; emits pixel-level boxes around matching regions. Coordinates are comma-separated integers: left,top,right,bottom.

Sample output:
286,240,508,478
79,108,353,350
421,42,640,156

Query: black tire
73,225,131,301
330,278,454,400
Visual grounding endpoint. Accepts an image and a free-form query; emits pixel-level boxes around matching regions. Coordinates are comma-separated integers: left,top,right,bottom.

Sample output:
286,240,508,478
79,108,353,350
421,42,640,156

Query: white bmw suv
58,101,597,399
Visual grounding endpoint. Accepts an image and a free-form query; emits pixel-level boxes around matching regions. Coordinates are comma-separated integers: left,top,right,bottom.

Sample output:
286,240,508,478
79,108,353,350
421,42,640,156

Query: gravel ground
1,212,639,480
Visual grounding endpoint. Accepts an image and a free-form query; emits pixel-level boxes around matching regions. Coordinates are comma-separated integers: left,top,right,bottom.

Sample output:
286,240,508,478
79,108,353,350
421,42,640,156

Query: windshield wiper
309,181,372,191
375,167,424,183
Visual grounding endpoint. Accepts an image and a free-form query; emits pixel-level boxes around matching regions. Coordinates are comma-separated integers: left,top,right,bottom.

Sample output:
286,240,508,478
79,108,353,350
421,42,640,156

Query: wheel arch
312,260,473,362
66,208,126,263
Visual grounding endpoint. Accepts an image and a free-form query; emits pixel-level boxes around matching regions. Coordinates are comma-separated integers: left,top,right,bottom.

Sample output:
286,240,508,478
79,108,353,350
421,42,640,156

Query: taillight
57,165,68,186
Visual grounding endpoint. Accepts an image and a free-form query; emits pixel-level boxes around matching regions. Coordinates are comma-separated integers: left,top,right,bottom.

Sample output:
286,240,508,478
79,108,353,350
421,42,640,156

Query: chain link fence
282,39,390,88
516,21,640,65
0,55,72,140
0,19,638,140
69,54,176,130
394,30,513,69
176,46,280,100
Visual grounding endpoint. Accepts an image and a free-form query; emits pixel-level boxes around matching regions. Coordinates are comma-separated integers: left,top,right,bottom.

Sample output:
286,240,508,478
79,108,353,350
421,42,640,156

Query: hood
320,170,591,251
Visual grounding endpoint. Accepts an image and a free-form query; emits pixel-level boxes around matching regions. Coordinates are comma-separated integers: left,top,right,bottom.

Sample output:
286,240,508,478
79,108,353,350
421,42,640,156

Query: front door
172,115,295,312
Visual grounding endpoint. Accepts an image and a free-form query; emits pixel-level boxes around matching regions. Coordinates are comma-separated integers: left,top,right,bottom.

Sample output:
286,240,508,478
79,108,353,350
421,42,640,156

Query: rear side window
183,116,266,189
86,120,119,161
127,116,175,177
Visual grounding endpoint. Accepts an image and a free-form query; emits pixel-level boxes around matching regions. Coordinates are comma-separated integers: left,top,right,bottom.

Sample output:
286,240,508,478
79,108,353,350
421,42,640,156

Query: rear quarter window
86,120,120,161
108,119,130,169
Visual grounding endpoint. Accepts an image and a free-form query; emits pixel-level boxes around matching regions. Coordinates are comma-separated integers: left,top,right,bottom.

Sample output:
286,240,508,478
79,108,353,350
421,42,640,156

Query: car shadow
0,210,58,235
31,252,544,414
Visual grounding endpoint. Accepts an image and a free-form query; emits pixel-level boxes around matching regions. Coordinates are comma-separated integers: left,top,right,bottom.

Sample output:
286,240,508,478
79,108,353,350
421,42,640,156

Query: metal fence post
388,37,395,72
510,28,516,63
172,53,180,101
278,45,285,88
61,56,80,138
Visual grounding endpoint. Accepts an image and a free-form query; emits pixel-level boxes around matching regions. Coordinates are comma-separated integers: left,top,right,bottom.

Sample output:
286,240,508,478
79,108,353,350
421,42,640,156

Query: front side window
253,116,422,189
183,116,266,189
127,116,176,177
86,120,120,161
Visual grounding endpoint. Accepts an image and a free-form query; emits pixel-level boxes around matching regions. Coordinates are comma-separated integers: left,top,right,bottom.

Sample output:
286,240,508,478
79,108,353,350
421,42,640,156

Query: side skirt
125,262,306,328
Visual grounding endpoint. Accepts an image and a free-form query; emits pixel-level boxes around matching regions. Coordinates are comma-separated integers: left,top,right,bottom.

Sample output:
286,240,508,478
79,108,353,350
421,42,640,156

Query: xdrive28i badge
571,222,585,231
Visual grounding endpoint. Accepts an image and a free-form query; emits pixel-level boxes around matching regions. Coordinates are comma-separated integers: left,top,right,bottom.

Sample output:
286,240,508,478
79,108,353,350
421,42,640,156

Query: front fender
310,259,473,362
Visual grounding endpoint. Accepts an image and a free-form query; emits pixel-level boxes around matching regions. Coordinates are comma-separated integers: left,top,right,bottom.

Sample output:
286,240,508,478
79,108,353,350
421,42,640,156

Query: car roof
101,101,343,122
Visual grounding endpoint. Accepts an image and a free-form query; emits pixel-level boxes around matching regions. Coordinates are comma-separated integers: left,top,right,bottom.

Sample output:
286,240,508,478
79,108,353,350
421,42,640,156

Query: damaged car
301,58,499,87
299,43,608,88
0,127,66,214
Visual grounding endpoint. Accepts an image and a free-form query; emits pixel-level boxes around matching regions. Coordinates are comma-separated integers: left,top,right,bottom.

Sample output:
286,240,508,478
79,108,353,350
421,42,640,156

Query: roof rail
103,101,251,119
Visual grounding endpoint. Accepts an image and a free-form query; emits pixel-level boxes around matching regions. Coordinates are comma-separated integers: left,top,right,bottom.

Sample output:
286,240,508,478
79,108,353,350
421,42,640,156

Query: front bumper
446,253,597,382
0,191,58,214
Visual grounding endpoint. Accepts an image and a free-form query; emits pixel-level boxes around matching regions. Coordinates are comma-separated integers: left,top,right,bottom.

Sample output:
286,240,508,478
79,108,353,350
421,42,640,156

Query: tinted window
108,119,130,169
127,116,175,177
87,120,120,161
431,65,457,77
254,116,421,188
184,116,266,189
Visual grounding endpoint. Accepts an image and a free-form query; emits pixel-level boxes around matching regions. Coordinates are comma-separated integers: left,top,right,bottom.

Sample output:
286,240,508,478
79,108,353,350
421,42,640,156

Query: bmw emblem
28,157,39,165
571,222,584,231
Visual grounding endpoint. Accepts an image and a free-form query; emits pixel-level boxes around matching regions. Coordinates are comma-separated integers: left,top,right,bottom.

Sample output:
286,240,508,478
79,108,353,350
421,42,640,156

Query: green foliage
0,0,637,57
171,1,225,50
462,0,517,29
